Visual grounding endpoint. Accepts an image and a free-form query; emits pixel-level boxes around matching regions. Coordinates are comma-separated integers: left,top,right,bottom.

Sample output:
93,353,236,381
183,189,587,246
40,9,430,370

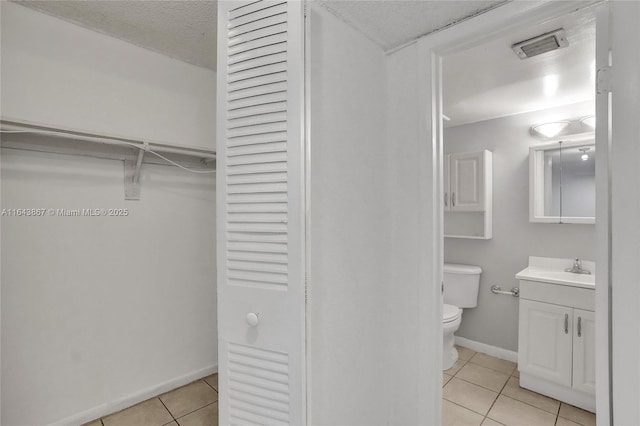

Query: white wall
1,148,217,426
308,5,391,424
610,1,640,423
0,2,216,150
386,42,441,424
444,100,596,352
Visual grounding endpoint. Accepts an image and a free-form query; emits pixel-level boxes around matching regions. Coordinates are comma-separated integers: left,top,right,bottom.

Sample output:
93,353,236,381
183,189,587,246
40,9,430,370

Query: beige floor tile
469,353,517,375
442,400,484,426
443,377,498,416
481,418,504,426
556,417,583,426
445,358,467,376
443,373,453,387
511,369,520,378
456,345,477,361
487,395,556,426
103,398,173,426
204,374,218,391
81,421,102,426
176,402,218,426
160,380,218,418
500,377,560,414
558,403,596,426
165,423,178,426
455,363,510,392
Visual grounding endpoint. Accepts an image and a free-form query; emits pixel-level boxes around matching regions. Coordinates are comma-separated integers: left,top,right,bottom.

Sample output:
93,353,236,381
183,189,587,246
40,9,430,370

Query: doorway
415,1,611,424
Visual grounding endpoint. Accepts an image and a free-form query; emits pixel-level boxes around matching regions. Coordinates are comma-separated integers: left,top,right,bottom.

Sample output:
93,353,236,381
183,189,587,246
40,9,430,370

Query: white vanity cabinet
516,269,596,413
444,150,492,239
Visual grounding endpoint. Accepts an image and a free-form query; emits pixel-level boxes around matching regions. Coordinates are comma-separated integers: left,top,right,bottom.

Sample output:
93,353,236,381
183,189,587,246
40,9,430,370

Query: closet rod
0,119,216,160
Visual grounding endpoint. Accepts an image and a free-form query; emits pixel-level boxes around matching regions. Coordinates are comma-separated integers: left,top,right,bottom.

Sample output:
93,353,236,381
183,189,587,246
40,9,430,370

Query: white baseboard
455,336,518,363
49,364,218,426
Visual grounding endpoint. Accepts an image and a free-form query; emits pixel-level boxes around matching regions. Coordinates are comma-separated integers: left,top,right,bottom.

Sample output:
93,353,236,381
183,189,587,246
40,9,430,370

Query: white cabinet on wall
446,151,485,211
517,275,596,413
444,150,492,239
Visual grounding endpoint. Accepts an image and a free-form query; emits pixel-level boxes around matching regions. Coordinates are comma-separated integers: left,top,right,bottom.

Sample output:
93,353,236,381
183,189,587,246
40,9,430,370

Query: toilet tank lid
444,263,482,275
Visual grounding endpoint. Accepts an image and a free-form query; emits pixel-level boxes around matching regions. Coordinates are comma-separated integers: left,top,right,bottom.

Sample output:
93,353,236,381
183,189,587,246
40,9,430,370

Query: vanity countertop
516,256,595,289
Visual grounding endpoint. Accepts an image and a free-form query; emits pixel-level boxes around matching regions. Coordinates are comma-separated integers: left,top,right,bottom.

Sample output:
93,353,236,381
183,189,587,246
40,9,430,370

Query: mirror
530,139,595,224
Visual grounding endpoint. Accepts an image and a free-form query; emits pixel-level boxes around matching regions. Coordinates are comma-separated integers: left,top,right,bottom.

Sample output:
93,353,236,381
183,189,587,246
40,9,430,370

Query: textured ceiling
12,0,508,71
12,0,218,70
318,0,507,50
11,0,594,127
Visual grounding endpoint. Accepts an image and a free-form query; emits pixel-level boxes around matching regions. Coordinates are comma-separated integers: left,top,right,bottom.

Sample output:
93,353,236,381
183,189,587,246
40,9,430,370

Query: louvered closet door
216,1,306,425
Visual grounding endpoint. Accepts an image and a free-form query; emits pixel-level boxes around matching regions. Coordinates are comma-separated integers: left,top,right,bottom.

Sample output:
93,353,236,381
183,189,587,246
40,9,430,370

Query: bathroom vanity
516,256,595,412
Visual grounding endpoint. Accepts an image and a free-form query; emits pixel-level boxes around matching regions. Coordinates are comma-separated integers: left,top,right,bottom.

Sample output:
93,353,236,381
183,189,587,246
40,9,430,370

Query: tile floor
82,374,218,426
443,346,596,426
82,350,596,426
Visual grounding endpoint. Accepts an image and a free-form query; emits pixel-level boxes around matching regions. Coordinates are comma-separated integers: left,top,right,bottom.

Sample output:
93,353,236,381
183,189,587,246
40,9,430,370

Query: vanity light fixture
530,121,570,139
579,147,590,161
580,115,596,129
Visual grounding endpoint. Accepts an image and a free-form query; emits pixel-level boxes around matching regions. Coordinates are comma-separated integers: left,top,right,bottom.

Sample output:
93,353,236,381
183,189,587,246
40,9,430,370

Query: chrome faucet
565,258,591,275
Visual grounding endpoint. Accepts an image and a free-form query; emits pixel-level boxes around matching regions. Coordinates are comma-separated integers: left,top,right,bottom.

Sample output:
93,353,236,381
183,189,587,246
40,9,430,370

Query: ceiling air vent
511,28,568,59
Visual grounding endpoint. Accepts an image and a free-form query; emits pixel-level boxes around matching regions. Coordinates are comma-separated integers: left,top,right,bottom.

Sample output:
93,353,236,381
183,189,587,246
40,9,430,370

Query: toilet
442,263,482,370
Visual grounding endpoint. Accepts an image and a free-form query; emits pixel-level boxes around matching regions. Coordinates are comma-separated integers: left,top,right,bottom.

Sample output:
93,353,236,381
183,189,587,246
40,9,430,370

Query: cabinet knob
564,314,569,334
444,193,448,207
452,192,456,207
246,312,260,327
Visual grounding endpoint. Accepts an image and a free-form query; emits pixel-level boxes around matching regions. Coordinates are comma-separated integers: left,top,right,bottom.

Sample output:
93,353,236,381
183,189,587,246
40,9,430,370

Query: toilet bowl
442,263,482,370
442,304,462,370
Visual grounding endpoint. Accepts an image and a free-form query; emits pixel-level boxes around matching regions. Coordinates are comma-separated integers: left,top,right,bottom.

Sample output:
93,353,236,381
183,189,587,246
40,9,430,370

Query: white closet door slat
229,22,287,49
228,91,287,110
229,42,287,65
228,2,287,29
228,31,288,54
228,82,288,102
228,52,288,74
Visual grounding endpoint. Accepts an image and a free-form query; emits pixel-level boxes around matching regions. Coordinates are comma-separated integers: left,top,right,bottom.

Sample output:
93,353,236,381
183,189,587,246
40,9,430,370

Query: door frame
415,1,610,424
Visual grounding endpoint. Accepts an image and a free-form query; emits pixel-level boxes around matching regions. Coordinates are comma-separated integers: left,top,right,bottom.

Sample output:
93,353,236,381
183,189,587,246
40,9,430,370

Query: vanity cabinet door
449,151,484,211
572,309,596,395
518,299,573,387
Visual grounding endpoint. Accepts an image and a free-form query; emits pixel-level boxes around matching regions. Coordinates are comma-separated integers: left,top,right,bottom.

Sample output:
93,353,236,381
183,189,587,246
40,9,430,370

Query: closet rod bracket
124,143,147,200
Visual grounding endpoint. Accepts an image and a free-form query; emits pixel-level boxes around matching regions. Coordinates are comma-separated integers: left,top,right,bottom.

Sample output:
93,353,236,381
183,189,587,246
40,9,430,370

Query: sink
516,256,595,289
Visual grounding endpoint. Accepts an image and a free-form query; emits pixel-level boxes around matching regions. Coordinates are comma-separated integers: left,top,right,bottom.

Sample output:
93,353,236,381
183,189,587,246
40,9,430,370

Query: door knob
246,312,260,327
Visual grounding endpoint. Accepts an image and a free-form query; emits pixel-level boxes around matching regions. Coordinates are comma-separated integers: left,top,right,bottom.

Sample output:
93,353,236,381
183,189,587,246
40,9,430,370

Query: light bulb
581,153,589,161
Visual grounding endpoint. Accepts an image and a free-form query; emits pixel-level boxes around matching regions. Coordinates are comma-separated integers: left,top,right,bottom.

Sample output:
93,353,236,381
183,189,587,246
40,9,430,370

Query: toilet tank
444,263,482,308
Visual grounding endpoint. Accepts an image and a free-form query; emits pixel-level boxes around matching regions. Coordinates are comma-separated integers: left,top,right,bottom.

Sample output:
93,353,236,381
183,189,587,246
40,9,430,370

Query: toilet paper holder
491,285,519,297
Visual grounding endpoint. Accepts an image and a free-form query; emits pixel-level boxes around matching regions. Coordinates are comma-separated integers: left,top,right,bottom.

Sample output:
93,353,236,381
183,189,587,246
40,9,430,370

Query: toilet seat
443,304,461,323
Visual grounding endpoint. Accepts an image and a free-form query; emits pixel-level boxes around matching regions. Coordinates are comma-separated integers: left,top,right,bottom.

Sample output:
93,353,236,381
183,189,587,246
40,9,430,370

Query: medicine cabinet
529,138,595,224
444,150,493,239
